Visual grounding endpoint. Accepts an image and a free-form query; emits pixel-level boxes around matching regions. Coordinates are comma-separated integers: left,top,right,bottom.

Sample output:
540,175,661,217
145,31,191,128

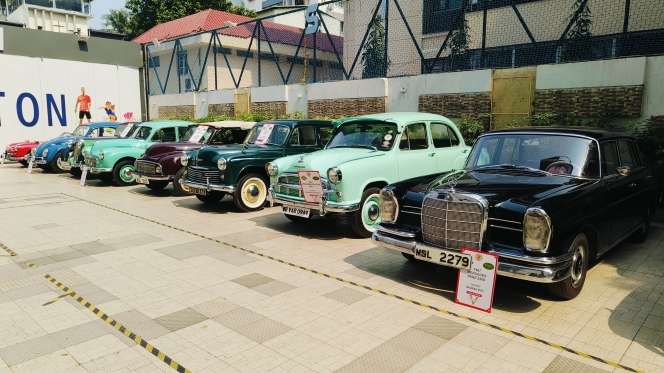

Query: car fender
45,144,69,163
336,154,400,205
102,148,143,169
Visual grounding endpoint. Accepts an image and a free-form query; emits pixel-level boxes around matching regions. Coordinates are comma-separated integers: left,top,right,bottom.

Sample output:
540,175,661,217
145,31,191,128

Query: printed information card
455,249,498,313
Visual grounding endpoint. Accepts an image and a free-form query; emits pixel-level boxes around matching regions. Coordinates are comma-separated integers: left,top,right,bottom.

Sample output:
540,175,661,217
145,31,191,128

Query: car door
151,127,177,145
396,122,438,181
430,122,468,172
603,141,637,244
283,125,319,157
617,140,647,229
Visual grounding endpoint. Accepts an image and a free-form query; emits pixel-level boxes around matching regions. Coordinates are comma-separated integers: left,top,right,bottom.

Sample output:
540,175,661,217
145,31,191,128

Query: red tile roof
133,9,343,53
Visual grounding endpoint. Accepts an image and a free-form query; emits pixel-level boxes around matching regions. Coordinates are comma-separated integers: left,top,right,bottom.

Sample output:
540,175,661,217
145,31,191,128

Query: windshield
131,126,152,140
327,122,398,151
73,126,89,136
245,124,290,146
466,134,600,177
181,125,214,144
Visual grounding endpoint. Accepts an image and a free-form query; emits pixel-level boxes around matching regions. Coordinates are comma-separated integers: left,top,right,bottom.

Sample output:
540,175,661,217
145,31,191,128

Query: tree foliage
563,0,593,61
361,15,390,79
124,0,256,41
101,9,129,35
447,15,471,71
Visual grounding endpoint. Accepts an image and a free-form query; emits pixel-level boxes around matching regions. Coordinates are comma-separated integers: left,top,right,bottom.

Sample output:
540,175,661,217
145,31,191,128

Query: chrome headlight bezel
217,158,227,171
12,146,18,152
42,149,48,157
139,153,146,159
266,162,278,177
180,155,189,166
523,208,552,253
98,150,104,160
327,167,342,184
67,140,73,147
156,165,162,174
379,188,399,224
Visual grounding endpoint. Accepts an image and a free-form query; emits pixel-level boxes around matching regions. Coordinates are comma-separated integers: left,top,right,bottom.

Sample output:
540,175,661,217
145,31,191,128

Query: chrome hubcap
570,244,585,288
368,205,379,221
248,185,259,197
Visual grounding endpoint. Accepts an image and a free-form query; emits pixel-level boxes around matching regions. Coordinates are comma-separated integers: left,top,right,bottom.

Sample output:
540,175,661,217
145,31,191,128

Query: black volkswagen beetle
373,127,662,299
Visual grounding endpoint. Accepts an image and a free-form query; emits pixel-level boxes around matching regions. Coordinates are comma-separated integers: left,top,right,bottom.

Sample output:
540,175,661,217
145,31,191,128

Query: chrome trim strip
375,225,416,238
268,187,359,214
89,167,113,173
402,210,421,215
487,246,574,265
488,218,521,224
490,225,523,232
131,172,172,181
179,179,236,193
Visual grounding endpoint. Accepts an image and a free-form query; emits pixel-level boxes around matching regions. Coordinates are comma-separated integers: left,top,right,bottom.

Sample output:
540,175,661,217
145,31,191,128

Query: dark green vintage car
180,120,333,211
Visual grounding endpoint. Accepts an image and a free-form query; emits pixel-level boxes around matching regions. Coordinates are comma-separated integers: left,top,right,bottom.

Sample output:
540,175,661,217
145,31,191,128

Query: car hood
7,141,39,148
282,148,387,173
35,136,76,155
145,142,202,161
192,144,283,166
91,138,147,153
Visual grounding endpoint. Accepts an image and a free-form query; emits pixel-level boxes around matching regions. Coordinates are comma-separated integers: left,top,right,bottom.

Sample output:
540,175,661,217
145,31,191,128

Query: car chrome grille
135,161,158,175
421,192,487,251
275,173,331,191
73,142,82,161
186,167,222,185
84,157,97,168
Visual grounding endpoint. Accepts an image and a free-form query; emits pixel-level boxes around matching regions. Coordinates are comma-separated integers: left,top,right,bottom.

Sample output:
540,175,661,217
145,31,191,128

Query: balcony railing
8,0,91,15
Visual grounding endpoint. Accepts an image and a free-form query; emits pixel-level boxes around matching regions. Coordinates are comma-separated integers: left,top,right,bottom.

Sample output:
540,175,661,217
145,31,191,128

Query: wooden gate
491,67,536,130
234,88,251,116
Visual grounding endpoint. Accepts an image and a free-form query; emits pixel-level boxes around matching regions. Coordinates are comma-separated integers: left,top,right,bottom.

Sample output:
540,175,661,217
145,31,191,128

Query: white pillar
65,13,69,33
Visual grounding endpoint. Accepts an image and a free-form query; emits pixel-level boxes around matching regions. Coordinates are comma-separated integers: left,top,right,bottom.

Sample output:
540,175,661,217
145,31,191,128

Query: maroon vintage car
132,121,255,195
4,141,40,166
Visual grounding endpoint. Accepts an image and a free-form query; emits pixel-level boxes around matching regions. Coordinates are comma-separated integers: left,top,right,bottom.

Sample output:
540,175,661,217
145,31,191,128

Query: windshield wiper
471,164,550,175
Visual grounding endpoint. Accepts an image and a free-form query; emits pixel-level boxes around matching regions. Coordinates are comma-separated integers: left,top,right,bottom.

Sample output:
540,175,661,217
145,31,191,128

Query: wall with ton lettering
0,54,142,145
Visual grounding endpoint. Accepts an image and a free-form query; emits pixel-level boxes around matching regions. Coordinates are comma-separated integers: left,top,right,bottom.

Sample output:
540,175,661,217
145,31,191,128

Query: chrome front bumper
179,179,236,193
267,187,360,215
131,172,172,181
57,158,72,171
372,228,573,284
34,157,47,165
89,167,113,173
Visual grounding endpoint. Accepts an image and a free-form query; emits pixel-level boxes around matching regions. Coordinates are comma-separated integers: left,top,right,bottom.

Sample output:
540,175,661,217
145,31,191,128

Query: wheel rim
241,177,266,209
119,165,135,183
361,193,381,232
570,244,585,288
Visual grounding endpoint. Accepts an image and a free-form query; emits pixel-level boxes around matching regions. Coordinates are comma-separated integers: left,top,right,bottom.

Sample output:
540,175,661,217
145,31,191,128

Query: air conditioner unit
185,78,193,92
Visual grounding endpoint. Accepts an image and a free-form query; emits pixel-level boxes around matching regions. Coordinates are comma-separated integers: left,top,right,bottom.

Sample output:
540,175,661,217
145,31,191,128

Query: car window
210,129,235,145
601,142,619,176
152,127,176,142
319,126,334,145
101,127,116,137
245,124,291,146
132,126,152,140
327,122,397,151
431,123,459,148
399,123,429,151
617,141,634,168
178,126,189,139
74,125,89,136
289,126,316,146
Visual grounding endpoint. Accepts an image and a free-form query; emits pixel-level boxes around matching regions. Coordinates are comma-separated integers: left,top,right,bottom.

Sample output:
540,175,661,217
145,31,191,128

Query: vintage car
30,122,119,173
371,127,662,299
132,121,255,195
84,120,192,186
58,122,140,177
4,141,40,166
180,120,334,211
267,113,471,237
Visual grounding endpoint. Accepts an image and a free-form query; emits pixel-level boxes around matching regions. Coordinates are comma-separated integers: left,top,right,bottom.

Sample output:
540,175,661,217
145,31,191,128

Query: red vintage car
4,141,40,166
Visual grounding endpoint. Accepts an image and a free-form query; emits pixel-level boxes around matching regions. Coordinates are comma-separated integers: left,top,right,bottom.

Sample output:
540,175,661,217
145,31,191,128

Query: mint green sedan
83,120,192,186
267,112,470,237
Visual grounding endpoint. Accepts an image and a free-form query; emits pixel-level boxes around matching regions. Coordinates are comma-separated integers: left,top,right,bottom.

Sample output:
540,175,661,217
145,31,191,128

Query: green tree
125,0,256,41
101,9,129,35
562,0,593,61
447,15,470,71
361,15,390,79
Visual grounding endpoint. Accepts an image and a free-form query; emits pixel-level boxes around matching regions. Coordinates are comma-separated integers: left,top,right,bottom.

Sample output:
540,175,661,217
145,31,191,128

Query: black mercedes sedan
372,127,662,299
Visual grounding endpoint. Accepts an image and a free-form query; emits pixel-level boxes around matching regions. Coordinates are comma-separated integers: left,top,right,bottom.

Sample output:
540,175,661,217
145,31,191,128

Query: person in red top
74,87,92,125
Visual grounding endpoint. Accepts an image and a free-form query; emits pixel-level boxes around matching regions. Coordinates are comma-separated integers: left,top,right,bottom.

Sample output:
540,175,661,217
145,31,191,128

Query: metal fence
146,0,664,96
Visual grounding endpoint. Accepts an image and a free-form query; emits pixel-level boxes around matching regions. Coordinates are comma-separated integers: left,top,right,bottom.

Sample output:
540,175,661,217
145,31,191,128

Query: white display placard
79,166,88,186
455,249,498,313
27,160,33,173
188,125,209,143
120,123,135,138
0,153,5,167
254,123,275,145
298,170,324,204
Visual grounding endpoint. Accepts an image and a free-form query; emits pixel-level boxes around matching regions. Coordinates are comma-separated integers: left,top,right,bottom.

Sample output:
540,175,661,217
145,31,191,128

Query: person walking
74,87,92,125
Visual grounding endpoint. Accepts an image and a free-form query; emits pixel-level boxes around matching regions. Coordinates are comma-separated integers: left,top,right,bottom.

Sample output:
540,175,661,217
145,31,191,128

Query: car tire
37,164,52,171
145,180,169,191
50,151,66,173
350,187,382,238
628,208,651,244
401,252,415,261
196,192,225,204
113,160,137,186
97,172,115,184
173,168,191,196
234,173,268,212
547,233,589,300
19,160,29,167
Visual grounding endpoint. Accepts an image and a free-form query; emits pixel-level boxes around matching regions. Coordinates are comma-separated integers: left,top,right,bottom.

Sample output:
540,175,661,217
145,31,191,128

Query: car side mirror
616,166,630,176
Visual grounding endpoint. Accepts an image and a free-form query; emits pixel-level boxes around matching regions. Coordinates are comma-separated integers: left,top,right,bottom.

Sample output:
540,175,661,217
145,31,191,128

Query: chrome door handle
628,183,637,188
428,153,435,157
646,175,653,179
462,149,468,153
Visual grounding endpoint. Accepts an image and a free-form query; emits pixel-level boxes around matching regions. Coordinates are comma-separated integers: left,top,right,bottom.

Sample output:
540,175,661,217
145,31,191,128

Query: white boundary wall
0,54,142,145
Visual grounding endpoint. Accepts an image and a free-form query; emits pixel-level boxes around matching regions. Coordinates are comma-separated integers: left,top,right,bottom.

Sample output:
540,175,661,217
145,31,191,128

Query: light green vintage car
267,112,471,237
83,120,192,185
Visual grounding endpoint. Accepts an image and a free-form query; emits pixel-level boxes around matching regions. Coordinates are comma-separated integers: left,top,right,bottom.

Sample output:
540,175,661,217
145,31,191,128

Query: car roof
258,120,333,127
88,122,119,129
485,126,632,140
334,112,453,128
196,121,256,130
144,120,194,128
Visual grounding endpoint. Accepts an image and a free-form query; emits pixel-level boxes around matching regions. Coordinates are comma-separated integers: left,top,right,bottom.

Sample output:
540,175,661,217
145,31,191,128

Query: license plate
413,246,472,270
136,177,150,185
190,187,207,196
282,205,310,218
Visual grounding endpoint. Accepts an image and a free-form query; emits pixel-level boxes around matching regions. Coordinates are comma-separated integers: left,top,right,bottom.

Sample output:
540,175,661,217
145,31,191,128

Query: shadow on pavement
250,211,358,241
170,195,236,215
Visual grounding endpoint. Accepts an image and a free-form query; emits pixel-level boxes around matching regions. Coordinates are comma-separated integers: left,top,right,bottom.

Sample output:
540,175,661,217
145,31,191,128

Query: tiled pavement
0,163,662,373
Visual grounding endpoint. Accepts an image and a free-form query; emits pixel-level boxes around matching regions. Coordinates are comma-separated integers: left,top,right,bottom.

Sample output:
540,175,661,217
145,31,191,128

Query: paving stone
31,223,60,230
208,250,258,266
110,310,171,340
324,287,370,305
252,280,295,297
343,267,375,279
154,308,208,332
156,244,200,260
0,283,52,303
542,355,609,373
412,316,468,340
213,307,270,330
231,273,274,289
47,268,89,286
192,298,240,318
70,241,105,251
49,321,110,350
49,250,86,263
214,229,283,246
230,317,292,343
0,335,61,366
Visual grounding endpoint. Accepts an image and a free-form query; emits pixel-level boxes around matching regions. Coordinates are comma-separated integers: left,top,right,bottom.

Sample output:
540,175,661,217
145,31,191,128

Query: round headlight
327,167,342,184
67,140,73,147
523,208,552,253
98,150,104,160
31,148,36,156
217,158,227,171
180,155,189,166
156,165,162,174
42,149,48,157
266,162,278,177
13,146,18,152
